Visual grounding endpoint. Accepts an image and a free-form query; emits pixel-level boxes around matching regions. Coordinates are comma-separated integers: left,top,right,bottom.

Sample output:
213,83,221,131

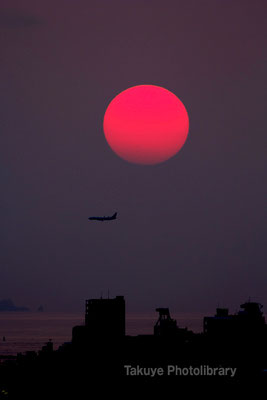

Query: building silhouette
85,295,125,336
72,295,125,345
154,308,191,340
154,308,177,336
204,301,266,341
1,295,267,398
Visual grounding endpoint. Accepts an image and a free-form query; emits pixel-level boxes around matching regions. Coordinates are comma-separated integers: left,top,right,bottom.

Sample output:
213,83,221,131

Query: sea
0,312,203,358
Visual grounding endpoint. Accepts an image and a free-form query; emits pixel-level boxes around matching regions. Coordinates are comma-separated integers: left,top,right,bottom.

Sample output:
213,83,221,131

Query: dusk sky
1,0,266,313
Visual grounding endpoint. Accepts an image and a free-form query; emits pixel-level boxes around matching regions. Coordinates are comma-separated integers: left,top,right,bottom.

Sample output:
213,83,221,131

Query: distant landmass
0,299,29,312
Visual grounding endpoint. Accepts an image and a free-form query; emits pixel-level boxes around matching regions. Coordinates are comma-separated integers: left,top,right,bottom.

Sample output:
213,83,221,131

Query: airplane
88,212,117,222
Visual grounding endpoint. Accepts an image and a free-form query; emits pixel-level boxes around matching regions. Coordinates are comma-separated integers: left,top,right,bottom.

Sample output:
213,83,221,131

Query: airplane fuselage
89,217,114,221
88,212,117,222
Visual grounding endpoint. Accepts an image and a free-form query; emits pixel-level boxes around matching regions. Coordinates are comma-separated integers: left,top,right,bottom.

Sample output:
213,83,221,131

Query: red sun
103,85,189,165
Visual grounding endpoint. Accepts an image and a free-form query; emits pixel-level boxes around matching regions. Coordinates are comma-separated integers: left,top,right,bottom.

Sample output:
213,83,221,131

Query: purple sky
0,0,266,313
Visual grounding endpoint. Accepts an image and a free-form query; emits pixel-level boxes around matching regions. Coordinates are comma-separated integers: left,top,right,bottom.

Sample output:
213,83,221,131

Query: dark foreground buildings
1,296,267,397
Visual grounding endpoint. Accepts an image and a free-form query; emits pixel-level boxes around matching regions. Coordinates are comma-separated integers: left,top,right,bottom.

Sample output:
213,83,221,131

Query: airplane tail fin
113,212,117,218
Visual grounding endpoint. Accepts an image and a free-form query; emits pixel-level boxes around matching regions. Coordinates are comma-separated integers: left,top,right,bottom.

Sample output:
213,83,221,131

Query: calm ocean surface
0,312,203,357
